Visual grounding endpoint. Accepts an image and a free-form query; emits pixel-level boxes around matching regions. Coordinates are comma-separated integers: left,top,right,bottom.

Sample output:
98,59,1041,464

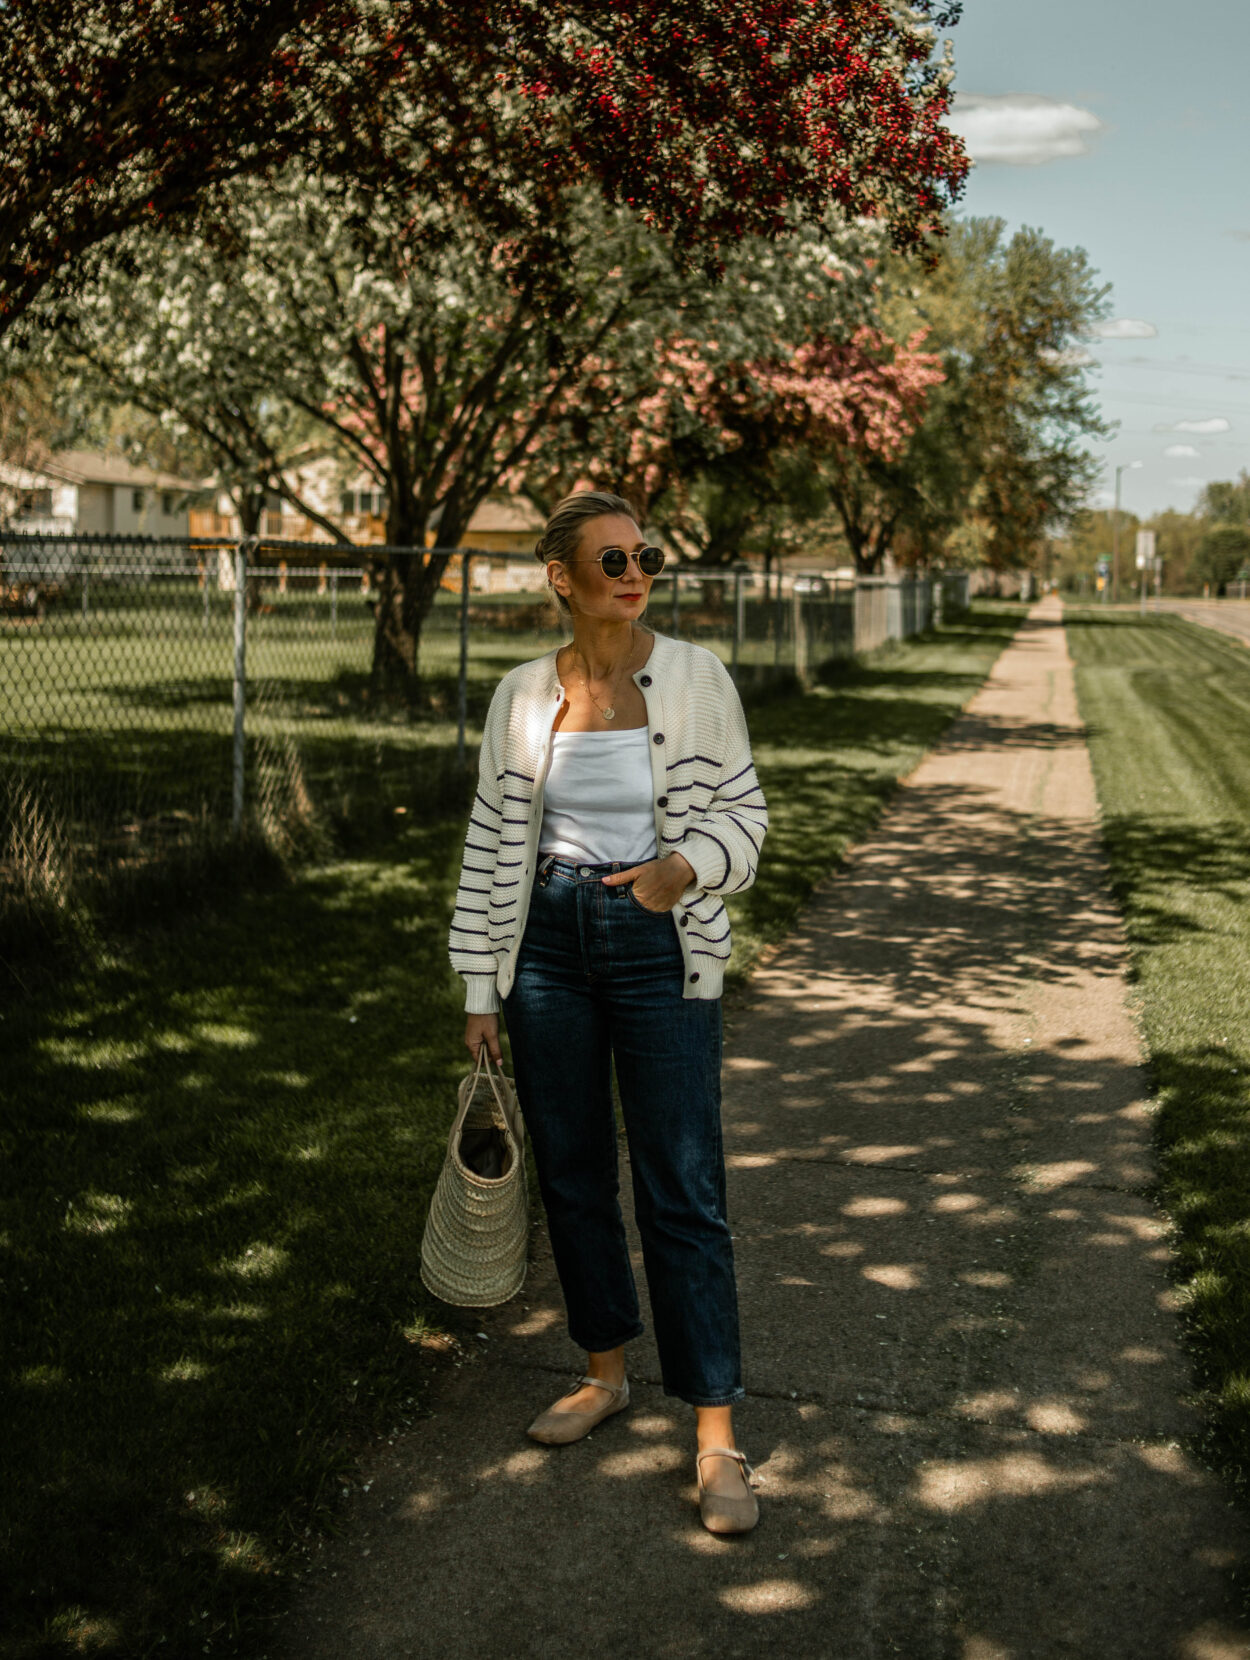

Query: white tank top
539,727,658,866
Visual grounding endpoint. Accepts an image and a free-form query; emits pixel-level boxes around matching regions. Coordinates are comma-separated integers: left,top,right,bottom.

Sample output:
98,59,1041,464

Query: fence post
232,539,249,835
731,567,743,683
330,570,338,638
80,567,88,629
670,568,680,636
457,550,471,768
793,591,808,687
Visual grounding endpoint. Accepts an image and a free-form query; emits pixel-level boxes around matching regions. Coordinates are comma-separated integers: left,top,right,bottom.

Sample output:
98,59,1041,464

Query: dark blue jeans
503,858,743,1407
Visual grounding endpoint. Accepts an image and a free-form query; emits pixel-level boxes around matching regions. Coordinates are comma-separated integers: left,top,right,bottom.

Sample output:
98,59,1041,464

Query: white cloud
1169,475,1207,489
1164,444,1201,458
1091,318,1158,340
948,93,1104,166
1228,229,1250,242
1153,417,1232,434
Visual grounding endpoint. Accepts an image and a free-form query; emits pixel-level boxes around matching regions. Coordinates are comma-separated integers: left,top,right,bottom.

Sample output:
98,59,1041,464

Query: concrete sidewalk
274,599,1249,1660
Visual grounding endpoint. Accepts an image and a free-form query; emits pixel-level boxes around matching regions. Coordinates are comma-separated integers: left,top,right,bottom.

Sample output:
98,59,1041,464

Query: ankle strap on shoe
576,1373,625,1395
697,1447,756,1482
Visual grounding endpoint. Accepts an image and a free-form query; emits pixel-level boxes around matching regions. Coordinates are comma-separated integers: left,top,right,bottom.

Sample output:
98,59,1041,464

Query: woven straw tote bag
420,1046,529,1307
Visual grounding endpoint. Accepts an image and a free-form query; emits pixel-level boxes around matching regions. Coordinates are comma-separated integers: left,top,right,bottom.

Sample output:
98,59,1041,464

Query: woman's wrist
664,851,696,887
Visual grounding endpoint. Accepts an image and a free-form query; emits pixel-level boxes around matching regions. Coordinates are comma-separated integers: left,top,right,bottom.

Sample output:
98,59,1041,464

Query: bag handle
469,1042,512,1117
450,1043,523,1154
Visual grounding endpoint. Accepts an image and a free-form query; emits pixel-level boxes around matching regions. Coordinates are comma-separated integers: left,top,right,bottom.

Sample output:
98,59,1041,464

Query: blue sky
943,0,1249,517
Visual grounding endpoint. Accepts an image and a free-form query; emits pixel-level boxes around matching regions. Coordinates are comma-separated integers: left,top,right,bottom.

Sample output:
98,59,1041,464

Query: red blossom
1,0,967,334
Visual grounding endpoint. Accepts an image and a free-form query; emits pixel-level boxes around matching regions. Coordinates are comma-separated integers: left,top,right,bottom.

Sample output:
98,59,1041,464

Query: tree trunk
369,549,452,704
697,530,744,609
829,488,886,578
234,485,267,613
368,492,460,704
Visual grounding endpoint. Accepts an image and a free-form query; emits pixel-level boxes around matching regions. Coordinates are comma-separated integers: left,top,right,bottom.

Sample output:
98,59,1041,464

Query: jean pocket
624,883,667,917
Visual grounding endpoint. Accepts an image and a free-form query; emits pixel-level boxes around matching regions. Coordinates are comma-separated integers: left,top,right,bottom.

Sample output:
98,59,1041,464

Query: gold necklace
569,634,637,721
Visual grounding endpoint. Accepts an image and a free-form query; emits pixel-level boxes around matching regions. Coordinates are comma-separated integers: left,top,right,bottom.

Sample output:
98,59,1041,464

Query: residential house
0,449,203,537
430,496,548,594
191,459,549,595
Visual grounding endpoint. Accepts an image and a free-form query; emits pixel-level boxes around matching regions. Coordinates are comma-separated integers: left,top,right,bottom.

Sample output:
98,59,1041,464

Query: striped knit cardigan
448,632,768,1014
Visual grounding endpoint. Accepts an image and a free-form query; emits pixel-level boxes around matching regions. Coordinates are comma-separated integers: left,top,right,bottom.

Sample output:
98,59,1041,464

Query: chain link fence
1,533,967,915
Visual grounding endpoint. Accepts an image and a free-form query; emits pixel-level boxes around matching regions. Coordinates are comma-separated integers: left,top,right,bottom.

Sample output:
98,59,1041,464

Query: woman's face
548,514,654,624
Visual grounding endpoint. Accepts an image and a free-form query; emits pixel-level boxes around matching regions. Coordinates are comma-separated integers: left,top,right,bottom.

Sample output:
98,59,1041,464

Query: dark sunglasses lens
599,549,629,578
637,546,666,575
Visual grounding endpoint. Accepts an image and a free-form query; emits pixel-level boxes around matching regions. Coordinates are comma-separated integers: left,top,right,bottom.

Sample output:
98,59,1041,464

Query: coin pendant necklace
571,631,636,721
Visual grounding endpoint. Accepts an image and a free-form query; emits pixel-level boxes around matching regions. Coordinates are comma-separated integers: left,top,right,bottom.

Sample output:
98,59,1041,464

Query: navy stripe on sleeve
685,826,733,886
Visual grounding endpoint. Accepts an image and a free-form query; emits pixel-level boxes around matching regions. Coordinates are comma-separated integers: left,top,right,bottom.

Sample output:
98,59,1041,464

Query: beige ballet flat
696,1446,760,1535
526,1374,630,1445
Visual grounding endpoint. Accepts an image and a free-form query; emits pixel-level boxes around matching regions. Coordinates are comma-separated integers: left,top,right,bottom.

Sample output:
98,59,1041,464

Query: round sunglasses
565,544,667,580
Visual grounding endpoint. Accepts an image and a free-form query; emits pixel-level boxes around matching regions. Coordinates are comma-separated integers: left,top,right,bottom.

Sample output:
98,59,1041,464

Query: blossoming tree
27,172,884,689
1,0,967,337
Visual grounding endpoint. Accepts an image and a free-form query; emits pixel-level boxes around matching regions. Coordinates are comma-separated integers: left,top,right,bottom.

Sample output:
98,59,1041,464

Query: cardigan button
656,794,668,808
653,732,664,744
679,915,688,928
688,971,700,984
639,674,652,687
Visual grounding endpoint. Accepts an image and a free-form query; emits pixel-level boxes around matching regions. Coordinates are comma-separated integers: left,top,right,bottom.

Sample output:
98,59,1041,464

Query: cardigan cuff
678,831,731,893
463,976,502,1015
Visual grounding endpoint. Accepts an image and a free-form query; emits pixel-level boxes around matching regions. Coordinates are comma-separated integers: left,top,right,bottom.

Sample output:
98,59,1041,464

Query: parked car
792,575,831,597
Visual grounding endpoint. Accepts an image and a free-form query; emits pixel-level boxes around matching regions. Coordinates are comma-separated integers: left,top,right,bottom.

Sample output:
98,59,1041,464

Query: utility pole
1111,461,1142,604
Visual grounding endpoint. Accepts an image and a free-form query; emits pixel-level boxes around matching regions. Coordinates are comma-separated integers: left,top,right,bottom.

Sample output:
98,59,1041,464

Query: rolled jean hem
569,1321,646,1354
665,1385,746,1408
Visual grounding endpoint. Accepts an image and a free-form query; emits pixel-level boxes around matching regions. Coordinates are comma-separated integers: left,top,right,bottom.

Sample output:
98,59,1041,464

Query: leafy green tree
874,216,1112,571
1195,524,1250,591
1198,472,1250,527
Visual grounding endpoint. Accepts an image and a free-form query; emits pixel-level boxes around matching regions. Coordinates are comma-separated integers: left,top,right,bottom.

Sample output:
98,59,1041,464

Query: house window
340,488,387,519
17,487,52,517
162,491,176,516
132,488,145,513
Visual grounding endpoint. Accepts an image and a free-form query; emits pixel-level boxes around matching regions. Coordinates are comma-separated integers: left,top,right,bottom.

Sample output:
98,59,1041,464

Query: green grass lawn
1065,609,1250,1497
0,584,549,847
1,606,1017,1660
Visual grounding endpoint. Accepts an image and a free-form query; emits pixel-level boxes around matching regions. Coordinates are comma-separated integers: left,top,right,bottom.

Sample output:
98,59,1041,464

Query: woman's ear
547,559,571,599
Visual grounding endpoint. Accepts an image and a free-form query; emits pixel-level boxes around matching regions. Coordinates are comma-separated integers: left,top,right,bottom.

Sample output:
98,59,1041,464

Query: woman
448,490,768,1535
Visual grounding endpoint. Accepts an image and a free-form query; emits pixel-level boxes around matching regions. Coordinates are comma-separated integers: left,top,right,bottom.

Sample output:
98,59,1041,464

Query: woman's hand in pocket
465,1013,503,1065
602,852,695,914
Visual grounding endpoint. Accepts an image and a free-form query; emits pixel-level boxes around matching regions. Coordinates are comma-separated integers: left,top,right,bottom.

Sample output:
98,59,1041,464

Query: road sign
1135,530,1157,570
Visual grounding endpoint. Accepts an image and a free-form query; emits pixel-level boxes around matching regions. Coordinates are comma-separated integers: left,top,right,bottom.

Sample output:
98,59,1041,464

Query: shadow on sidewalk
274,760,1250,1657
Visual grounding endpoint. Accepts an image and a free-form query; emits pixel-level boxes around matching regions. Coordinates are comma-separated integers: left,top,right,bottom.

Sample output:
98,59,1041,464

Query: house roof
424,495,546,535
468,496,546,534
28,448,203,492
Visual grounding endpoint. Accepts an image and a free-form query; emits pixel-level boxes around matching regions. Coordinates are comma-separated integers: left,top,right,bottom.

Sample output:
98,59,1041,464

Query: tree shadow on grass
1098,816,1250,948
2,818,478,1659
1148,1041,1250,1505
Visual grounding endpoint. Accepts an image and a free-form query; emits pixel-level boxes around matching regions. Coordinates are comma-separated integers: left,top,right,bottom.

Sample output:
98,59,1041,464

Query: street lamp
1111,461,1142,605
